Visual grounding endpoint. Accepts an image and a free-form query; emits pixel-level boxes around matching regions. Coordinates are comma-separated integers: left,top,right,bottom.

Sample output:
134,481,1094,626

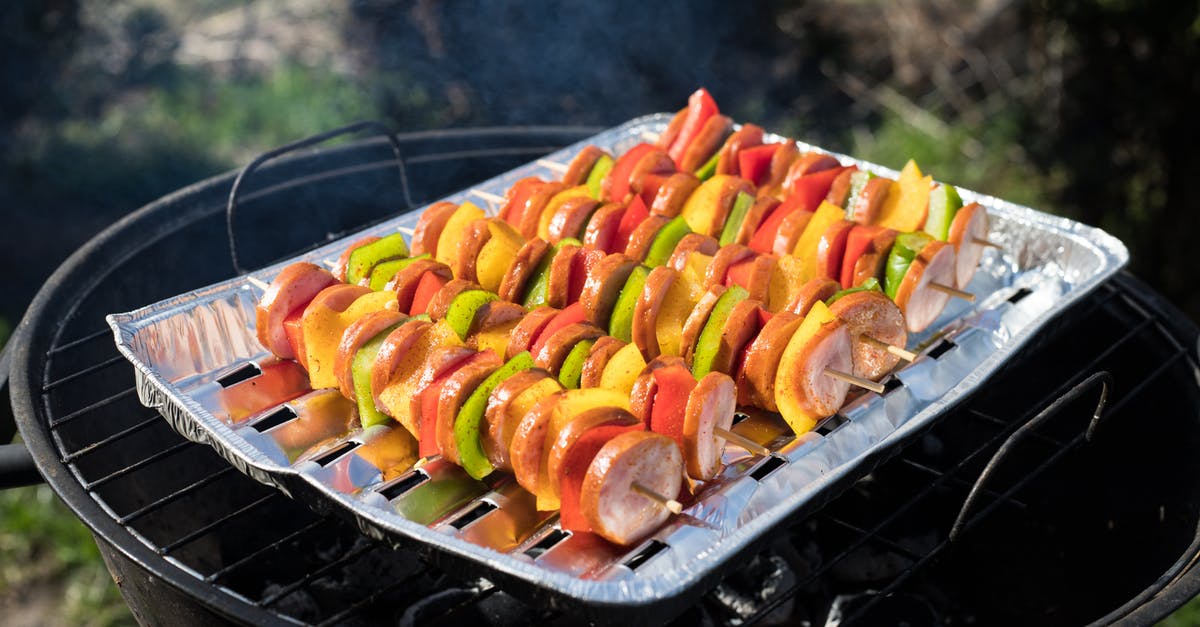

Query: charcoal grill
3,124,1200,626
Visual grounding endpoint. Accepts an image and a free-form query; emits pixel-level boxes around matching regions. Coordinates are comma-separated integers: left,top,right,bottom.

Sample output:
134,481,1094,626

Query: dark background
1,1,1198,624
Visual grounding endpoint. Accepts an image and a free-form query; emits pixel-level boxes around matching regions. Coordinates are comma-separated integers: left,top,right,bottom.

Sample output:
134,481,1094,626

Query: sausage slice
411,201,458,257
787,278,840,317
679,114,733,172
579,253,639,327
580,336,627,389
563,145,605,186
582,203,626,253
333,310,406,400
434,355,502,465
683,372,736,480
716,123,765,176
580,431,684,546
947,202,988,288
385,258,453,315
482,368,557,471
737,311,802,410
497,238,550,304
532,322,605,375
332,236,380,282
680,285,726,366
256,262,337,359
505,306,560,360
829,290,907,380
894,240,956,333
650,172,702,218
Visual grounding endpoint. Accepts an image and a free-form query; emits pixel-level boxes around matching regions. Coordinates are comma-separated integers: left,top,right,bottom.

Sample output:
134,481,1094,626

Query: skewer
536,159,568,173
322,259,337,270
470,189,505,206
640,131,660,143
824,367,886,394
631,482,683,514
973,237,1002,249
245,275,271,291
713,427,771,457
930,282,976,302
396,226,415,236
861,335,918,362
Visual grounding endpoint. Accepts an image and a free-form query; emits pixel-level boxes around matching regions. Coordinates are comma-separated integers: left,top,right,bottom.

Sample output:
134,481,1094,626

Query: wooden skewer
536,159,568,173
930,282,976,302
713,427,771,457
640,131,660,143
861,335,918,362
396,226,415,236
245,275,271,291
470,189,505,205
322,259,336,270
973,237,1003,249
824,367,886,394
631,482,683,515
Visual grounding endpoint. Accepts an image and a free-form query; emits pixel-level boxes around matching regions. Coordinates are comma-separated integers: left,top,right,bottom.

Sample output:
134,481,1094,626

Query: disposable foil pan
107,114,1129,623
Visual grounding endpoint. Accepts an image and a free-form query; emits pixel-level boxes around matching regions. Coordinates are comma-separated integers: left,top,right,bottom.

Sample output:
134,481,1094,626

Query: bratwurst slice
580,431,684,546
829,290,907,380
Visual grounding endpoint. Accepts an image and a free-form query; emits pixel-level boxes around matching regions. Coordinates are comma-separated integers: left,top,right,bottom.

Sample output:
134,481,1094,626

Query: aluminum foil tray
108,114,1128,622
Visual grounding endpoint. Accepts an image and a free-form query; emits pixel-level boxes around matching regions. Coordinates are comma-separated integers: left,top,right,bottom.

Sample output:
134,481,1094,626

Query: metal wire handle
949,371,1113,542
225,120,414,275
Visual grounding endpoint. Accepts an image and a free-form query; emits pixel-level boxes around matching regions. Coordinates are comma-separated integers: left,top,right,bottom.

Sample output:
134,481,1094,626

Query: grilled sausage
333,310,405,400
623,215,671,262
505,306,560,361
680,285,726,366
666,234,720,272
582,203,625,253
679,114,734,172
482,368,557,471
579,336,627,389
894,241,956,333
580,431,684,546
385,258,453,315
787,278,840,317
498,238,551,304
650,172,701,218
411,202,458,257
579,253,639,327
433,354,502,464
705,243,756,289
452,219,492,284
785,320,854,417
683,372,737,480
828,290,907,380
737,311,802,410
947,202,988,288
546,407,641,500
848,177,892,225
563,145,606,186
255,262,337,359
715,123,765,176
544,243,581,309
532,322,605,375
773,209,814,257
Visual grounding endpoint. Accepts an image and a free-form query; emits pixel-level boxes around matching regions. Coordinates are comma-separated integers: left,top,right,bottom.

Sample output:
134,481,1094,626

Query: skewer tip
930,282,976,302
396,226,415,236
631,482,683,515
823,367,886,394
536,159,568,173
973,237,1003,249
713,426,771,457
861,335,918,362
244,275,271,291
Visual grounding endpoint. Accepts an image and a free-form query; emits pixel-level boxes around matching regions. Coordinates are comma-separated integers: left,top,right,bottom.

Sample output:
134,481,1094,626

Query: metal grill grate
26,273,1196,625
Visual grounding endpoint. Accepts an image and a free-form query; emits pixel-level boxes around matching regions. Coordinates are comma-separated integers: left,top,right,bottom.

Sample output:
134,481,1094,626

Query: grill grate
26,275,1196,625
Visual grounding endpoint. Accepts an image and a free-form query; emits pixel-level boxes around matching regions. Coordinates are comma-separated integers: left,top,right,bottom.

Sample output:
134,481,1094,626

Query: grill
4,125,1200,625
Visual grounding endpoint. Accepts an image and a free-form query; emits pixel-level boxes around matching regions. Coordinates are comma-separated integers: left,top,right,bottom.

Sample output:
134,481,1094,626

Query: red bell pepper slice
529,302,587,357
818,221,854,282
724,258,756,291
667,88,719,167
789,166,847,216
409,270,450,316
747,197,803,254
638,172,669,208
649,365,698,451
738,144,779,185
840,225,889,289
608,143,656,203
613,194,650,254
499,177,542,223
417,351,484,458
283,308,307,369
558,422,643,532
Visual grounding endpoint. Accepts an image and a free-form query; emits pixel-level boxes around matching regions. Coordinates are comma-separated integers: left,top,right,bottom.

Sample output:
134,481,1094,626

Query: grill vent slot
928,339,958,360
1008,287,1033,304
883,377,905,394
524,529,571,559
250,406,297,432
309,441,358,466
624,539,669,571
217,362,261,388
449,500,497,530
377,468,429,500
749,455,787,481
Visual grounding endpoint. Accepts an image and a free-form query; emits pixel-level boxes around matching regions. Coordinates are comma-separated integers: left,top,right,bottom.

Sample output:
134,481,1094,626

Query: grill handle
0,342,43,489
949,371,1112,541
226,120,415,275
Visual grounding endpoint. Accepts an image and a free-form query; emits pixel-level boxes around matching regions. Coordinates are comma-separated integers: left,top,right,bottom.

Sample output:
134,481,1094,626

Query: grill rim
8,125,1200,624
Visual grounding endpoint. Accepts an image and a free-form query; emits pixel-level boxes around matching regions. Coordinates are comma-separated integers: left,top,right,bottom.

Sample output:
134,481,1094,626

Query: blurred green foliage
0,486,134,626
